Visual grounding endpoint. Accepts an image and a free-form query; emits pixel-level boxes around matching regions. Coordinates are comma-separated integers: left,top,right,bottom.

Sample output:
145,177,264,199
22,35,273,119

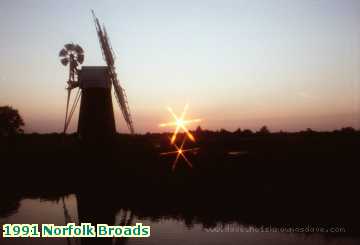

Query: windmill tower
77,66,116,141
59,12,134,142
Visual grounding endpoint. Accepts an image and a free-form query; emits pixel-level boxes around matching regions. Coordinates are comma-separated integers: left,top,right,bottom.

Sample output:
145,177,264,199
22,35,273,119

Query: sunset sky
0,0,359,133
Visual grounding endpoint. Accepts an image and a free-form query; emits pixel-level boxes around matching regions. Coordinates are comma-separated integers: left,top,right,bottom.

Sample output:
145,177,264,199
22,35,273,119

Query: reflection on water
227,151,248,156
0,195,359,245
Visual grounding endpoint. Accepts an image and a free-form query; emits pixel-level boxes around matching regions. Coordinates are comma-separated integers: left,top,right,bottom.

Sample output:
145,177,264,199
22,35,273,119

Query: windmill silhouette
59,12,134,141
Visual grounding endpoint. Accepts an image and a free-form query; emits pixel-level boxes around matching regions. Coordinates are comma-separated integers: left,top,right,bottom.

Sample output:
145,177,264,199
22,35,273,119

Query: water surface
1,195,358,245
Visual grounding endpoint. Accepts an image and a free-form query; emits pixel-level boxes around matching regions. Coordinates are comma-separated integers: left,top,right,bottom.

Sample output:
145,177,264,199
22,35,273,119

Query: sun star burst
159,104,201,144
161,137,199,171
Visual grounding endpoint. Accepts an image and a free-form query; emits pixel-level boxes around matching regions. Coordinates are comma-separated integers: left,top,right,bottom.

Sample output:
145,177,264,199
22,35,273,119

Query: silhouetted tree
301,127,316,135
258,126,270,135
234,128,242,134
340,127,356,134
0,106,24,136
219,128,231,135
194,126,203,139
195,126,203,133
242,129,253,136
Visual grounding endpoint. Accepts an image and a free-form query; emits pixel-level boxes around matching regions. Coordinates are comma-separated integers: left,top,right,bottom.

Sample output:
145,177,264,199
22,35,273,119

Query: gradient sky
0,0,359,133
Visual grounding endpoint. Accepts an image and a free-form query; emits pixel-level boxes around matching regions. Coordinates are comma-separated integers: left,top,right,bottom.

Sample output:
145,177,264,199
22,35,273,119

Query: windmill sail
92,10,135,134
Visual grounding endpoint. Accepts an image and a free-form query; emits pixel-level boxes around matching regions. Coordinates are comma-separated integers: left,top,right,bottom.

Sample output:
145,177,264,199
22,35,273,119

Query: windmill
59,11,135,140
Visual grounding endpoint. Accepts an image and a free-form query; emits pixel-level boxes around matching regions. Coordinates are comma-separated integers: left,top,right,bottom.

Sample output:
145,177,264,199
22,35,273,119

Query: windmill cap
79,66,111,89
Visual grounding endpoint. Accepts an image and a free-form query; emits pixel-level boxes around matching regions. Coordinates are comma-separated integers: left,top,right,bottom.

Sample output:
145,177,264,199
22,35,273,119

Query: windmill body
77,66,116,142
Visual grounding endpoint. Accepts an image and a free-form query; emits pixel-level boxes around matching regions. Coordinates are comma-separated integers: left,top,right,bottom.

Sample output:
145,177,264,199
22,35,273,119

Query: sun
159,104,201,144
176,119,185,127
